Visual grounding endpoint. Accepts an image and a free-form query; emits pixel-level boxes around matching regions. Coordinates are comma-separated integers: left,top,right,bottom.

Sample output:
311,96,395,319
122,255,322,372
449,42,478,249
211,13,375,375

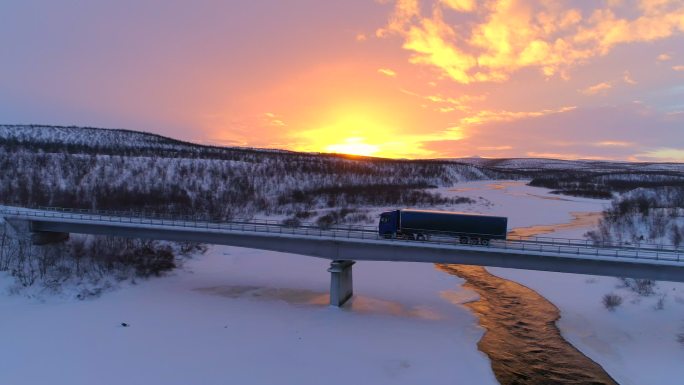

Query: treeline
586,187,684,246
0,222,203,297
528,172,684,198
277,183,475,208
0,149,487,220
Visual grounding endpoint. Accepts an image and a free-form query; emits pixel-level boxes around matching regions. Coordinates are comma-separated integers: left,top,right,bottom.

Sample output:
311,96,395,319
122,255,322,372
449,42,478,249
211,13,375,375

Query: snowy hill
0,124,183,149
0,124,297,160
5,124,680,174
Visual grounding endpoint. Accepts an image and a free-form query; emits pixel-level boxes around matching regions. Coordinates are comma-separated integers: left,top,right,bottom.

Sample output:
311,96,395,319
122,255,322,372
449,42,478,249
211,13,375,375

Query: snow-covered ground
0,243,496,384
437,180,606,230
2,180,683,384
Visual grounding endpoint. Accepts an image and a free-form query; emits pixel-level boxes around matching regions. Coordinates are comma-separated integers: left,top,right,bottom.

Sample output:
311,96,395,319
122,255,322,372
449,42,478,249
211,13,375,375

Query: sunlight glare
326,137,379,156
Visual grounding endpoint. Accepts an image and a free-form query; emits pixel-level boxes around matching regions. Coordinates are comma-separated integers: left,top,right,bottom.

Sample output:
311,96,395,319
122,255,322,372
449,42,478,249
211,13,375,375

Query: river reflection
195,285,445,320
439,210,618,385
438,265,617,385
508,212,603,239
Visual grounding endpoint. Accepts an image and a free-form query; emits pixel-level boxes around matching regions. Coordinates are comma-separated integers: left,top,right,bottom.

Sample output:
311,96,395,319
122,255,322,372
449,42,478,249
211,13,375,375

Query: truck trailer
378,209,507,245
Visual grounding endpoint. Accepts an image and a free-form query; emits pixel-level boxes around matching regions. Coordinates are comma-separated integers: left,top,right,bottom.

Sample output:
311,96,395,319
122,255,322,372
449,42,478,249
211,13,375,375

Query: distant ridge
0,124,462,164
0,124,296,157
1,124,682,173
453,157,684,173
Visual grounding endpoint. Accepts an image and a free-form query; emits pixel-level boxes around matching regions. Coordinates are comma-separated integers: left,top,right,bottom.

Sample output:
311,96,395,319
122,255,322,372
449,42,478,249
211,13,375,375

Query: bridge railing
29,206,684,252
32,206,380,233
1,205,682,263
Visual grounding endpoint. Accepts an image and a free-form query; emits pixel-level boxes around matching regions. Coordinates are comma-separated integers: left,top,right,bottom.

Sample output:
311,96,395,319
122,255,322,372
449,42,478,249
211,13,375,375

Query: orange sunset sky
1,0,684,160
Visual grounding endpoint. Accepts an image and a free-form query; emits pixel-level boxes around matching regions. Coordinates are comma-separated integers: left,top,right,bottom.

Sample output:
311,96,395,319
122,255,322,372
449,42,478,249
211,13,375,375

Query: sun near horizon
2,1,684,161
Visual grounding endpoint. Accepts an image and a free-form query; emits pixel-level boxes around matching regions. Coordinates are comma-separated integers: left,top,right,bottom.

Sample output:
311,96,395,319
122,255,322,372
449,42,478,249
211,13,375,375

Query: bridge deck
3,206,684,283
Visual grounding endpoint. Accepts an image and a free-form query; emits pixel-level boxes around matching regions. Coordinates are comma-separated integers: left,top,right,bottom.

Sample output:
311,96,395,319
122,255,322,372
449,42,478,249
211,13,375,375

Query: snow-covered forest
0,125,490,220
529,172,684,199
587,187,684,246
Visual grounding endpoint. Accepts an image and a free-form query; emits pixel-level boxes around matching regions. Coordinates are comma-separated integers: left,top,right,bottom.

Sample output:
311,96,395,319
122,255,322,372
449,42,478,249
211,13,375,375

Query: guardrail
29,206,684,253
1,205,682,263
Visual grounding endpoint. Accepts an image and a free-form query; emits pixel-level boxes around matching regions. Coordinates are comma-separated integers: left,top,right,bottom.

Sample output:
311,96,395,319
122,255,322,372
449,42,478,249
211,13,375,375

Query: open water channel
439,211,618,384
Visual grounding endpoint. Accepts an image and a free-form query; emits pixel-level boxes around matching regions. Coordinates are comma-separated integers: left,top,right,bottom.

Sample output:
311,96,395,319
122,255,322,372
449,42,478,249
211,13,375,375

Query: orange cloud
379,0,684,83
458,106,576,126
424,93,484,112
477,145,512,151
636,148,684,161
623,71,637,85
673,65,684,71
593,141,635,147
441,0,476,12
377,68,397,77
657,53,672,61
264,112,286,126
580,82,612,95
403,13,478,83
525,152,611,161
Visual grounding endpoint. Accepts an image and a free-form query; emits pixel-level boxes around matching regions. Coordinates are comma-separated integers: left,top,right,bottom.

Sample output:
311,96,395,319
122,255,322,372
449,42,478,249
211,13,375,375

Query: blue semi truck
378,209,508,245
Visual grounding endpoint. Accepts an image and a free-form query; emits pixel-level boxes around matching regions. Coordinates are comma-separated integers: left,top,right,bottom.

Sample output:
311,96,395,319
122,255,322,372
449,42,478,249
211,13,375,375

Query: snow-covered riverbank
445,181,684,385
0,243,496,385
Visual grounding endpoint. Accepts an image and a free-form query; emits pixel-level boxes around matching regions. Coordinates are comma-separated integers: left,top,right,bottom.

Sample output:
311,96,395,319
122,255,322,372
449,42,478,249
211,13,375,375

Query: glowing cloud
638,148,684,161
379,0,684,83
593,141,634,147
458,106,576,126
581,82,613,95
477,145,512,151
441,0,476,12
623,71,637,85
377,68,398,77
400,88,485,113
673,65,684,71
264,112,286,126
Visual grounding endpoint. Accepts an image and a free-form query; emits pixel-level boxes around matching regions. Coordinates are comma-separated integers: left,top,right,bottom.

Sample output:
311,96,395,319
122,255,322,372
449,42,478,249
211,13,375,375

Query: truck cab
378,210,400,237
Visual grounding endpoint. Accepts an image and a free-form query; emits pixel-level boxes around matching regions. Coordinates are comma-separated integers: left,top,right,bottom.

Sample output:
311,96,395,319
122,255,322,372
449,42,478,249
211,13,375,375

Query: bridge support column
328,260,355,307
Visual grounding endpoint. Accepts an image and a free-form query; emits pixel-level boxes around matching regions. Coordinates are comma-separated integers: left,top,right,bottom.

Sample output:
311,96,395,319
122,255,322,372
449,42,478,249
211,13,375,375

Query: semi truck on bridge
378,209,508,246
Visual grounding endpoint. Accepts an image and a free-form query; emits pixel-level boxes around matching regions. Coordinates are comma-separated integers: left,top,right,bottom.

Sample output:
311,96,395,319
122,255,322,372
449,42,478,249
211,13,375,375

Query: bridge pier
328,260,355,307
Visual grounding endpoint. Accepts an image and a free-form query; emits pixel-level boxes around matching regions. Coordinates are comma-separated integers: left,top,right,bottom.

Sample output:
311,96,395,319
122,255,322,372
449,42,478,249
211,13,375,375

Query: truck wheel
459,237,469,244
469,238,480,245
480,239,489,246
417,234,426,241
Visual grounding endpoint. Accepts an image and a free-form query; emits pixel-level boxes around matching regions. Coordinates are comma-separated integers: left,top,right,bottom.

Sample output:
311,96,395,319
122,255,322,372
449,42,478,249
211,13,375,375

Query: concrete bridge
2,206,684,306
